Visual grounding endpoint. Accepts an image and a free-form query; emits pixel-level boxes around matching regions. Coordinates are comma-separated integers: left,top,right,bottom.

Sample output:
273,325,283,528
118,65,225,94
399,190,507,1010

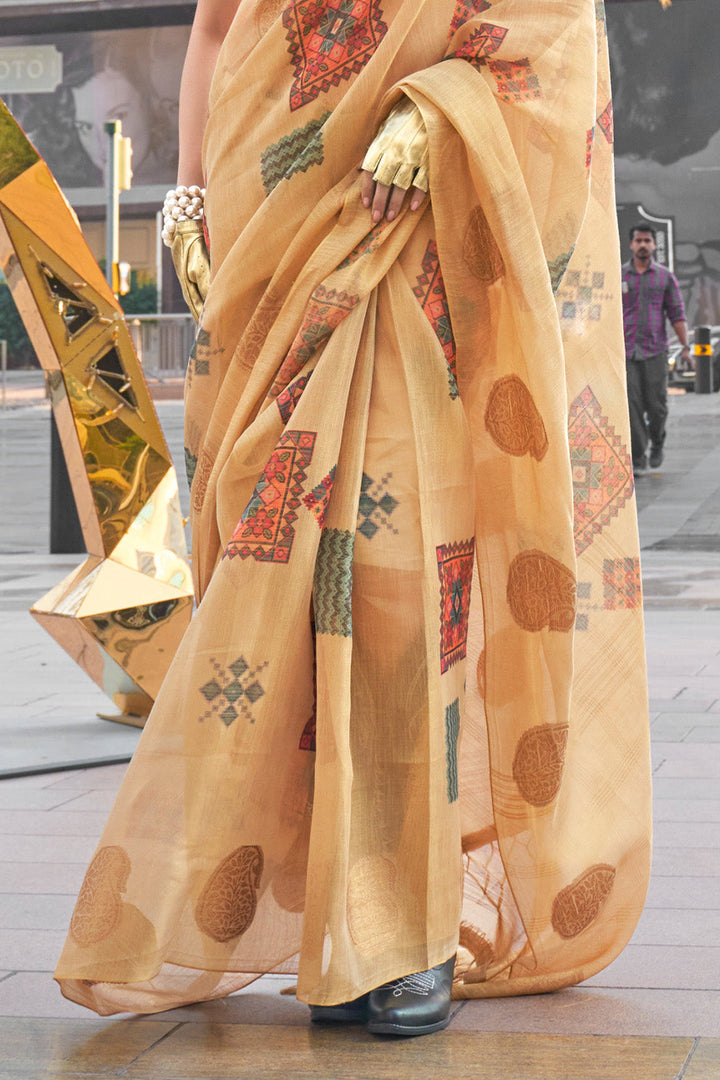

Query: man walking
622,224,690,474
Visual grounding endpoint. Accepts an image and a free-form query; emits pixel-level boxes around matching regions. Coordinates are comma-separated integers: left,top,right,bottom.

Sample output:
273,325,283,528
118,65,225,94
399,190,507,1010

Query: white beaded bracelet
161,185,206,246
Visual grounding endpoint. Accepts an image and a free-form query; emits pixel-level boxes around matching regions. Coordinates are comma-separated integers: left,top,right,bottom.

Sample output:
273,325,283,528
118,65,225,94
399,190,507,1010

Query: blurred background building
0,0,719,365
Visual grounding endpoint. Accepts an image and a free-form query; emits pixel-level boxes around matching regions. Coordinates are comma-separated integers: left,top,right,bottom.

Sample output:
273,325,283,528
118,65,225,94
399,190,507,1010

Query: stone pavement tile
0,862,86,895
653,821,720,848
653,799,720,822
582,944,720,991
0,834,97,864
649,699,718,714
647,725,690,743
1,1016,177,1077
684,1039,720,1079
645,876,720,910
630,906,720,947
451,986,720,1037
653,756,720,779
653,777,720,800
0,929,68,971
0,970,305,1024
43,765,129,791
0,784,96,811
653,712,720,726
0,810,109,837
652,848,720,876
0,889,75,933
51,789,119,813
121,1025,696,1080
685,726,720,742
0,893,76,931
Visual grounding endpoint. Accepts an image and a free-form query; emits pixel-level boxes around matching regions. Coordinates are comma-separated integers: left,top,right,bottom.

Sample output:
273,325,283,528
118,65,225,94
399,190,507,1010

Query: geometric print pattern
603,557,641,610
597,100,613,145
303,465,336,529
277,374,310,425
224,430,316,563
314,527,354,636
445,698,461,803
437,539,475,674
568,386,633,556
486,58,542,103
449,22,508,70
269,286,360,399
190,325,225,377
199,656,269,727
449,0,491,37
357,472,399,540
547,249,574,295
283,0,388,112
413,240,458,398
575,557,642,633
559,263,611,325
260,111,331,195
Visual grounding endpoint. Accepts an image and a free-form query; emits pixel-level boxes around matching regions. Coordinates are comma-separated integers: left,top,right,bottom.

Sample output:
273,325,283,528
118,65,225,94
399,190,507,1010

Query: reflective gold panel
0,97,193,724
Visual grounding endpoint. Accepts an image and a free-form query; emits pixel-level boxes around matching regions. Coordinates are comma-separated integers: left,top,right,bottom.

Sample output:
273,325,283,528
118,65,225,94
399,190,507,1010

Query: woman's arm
176,0,244,185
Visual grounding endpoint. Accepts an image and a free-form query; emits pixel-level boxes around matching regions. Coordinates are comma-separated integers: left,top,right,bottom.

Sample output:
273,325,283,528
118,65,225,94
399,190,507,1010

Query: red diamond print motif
603,557,641,610
597,101,613,144
269,285,360,400
437,539,475,674
487,58,541,102
224,430,316,564
283,0,388,112
413,240,458,398
568,386,633,556
450,22,508,69
449,0,492,37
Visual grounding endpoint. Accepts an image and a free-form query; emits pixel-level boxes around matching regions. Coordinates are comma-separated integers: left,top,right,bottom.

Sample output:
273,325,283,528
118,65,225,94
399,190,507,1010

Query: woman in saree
56,0,652,1037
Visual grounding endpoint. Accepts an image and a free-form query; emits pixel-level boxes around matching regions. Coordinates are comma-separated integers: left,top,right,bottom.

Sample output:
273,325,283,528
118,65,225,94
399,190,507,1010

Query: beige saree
56,0,651,1015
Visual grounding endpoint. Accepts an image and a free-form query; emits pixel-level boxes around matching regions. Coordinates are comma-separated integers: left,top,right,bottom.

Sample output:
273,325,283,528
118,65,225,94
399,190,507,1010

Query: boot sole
367,1015,450,1037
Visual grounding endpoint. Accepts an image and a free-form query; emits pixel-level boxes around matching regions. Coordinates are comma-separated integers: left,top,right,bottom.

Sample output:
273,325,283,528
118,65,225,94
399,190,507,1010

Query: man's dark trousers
625,353,668,466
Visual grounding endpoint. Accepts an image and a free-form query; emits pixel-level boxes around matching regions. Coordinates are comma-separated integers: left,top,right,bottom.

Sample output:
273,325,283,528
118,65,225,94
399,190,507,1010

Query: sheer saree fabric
56,0,651,1015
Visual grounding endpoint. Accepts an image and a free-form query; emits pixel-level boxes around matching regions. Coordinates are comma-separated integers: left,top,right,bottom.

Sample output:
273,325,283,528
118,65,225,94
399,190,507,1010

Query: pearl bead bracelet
161,185,206,246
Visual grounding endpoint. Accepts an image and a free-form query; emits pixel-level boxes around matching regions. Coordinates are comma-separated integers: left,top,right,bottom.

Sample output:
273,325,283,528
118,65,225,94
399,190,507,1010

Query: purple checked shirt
622,260,686,360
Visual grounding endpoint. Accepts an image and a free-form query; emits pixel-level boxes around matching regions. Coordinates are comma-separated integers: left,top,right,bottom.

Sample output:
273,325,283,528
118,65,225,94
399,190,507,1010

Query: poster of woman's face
0,26,190,191
608,0,720,326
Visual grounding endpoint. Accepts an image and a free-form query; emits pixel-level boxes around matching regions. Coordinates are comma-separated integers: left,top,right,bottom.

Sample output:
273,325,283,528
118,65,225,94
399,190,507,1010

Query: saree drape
56,0,651,1015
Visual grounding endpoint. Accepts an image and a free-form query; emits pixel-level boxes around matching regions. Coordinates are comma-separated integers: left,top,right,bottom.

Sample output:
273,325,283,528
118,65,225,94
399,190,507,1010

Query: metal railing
126,314,195,380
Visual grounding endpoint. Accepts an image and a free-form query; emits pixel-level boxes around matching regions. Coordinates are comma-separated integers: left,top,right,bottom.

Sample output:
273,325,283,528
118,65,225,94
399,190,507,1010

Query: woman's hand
169,220,211,322
360,97,429,222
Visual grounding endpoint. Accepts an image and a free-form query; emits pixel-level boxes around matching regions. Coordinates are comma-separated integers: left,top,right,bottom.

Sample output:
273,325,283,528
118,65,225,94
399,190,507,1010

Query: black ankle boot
309,993,369,1023
366,955,455,1036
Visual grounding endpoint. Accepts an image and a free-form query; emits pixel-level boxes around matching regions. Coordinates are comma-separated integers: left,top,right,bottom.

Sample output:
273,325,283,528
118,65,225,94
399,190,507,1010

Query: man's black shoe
309,994,369,1023
366,955,455,1036
633,456,649,476
649,446,664,469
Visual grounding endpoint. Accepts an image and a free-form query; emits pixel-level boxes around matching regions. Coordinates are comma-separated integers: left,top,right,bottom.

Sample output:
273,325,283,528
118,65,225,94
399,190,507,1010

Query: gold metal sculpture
0,99,193,726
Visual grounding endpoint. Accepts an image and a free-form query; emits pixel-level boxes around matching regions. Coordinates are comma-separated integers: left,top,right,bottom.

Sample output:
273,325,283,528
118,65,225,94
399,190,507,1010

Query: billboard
0,26,190,198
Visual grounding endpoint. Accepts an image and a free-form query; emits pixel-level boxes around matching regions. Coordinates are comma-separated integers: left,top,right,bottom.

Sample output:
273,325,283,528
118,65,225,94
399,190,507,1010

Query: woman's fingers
360,170,428,221
360,169,376,209
409,185,428,213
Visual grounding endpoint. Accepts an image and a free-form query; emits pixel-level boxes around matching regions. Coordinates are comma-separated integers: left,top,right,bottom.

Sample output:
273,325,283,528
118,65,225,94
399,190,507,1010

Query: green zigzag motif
261,112,331,196
548,249,574,295
314,527,354,636
445,698,460,803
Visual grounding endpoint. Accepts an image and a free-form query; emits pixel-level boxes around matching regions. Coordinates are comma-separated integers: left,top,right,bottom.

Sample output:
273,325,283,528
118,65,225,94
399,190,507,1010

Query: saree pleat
56,0,651,1014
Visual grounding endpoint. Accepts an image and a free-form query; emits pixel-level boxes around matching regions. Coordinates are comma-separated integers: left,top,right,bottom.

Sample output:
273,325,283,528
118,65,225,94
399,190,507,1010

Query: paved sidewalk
0,385,719,1078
